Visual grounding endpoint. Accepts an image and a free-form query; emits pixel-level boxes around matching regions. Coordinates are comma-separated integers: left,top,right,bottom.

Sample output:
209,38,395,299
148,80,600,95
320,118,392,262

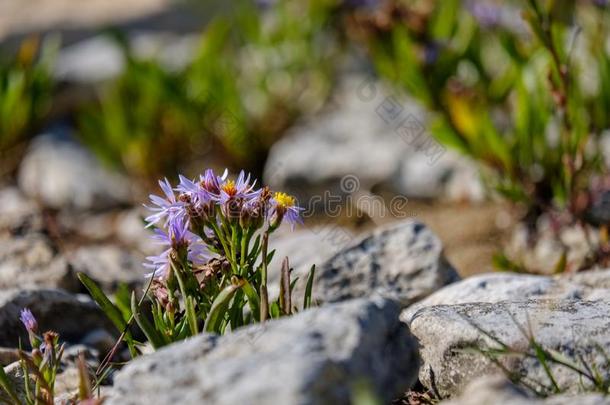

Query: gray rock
80,329,116,355
62,344,100,366
410,299,610,398
0,288,113,347
0,187,43,235
56,210,118,242
54,33,198,83
402,269,610,321
114,208,156,254
0,234,75,291
267,226,356,301
396,149,484,202
57,208,154,254
54,36,124,83
109,298,418,405
441,375,610,405
314,220,459,307
264,75,409,194
263,74,482,201
68,244,145,290
18,132,132,210
0,361,26,404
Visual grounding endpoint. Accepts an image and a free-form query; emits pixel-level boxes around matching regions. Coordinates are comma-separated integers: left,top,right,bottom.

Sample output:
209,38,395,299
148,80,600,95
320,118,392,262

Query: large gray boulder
108,298,418,405
409,299,610,398
403,269,610,321
267,225,356,301
0,288,113,347
18,132,132,210
313,220,459,307
441,376,609,405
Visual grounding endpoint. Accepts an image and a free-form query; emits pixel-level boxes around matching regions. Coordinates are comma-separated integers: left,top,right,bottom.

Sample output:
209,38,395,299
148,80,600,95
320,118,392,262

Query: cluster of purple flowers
143,168,302,281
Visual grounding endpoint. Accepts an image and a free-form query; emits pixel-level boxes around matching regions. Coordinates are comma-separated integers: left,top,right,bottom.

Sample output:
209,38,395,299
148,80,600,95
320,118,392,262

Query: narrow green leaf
532,340,560,393
269,301,281,319
303,265,316,310
130,293,166,349
204,279,244,333
241,279,260,322
78,272,138,355
185,296,199,337
78,273,126,332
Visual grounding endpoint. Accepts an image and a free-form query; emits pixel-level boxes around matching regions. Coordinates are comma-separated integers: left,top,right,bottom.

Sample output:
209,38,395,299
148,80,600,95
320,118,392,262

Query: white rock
402,269,610,321
109,298,418,405
314,220,459,307
441,375,609,405
410,299,610,398
18,131,132,210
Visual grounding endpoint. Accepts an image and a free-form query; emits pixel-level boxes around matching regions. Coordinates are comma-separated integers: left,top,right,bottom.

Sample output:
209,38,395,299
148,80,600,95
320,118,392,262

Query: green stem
259,231,270,322
210,221,235,270
230,225,239,275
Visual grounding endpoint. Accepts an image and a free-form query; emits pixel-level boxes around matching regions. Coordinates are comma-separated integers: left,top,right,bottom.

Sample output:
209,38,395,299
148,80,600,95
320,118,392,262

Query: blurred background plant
2,0,610,274
345,0,610,272
77,0,338,181
0,36,56,176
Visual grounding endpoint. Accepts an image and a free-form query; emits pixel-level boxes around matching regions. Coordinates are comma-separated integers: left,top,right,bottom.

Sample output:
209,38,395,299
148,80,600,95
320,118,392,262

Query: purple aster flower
144,216,212,280
200,168,228,196
144,178,187,227
215,171,263,220
176,175,213,207
20,308,38,333
143,248,173,280
269,192,303,230
217,171,261,204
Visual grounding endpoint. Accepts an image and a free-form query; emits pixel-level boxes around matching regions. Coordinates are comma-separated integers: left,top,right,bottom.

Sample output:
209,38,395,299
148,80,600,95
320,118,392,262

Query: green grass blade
130,293,166,349
241,279,260,322
78,273,127,332
78,272,138,355
532,340,560,393
185,296,199,337
303,265,315,310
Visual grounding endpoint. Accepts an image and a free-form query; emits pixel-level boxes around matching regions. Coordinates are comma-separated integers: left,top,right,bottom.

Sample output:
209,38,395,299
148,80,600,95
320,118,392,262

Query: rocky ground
1,23,609,401
3,148,610,403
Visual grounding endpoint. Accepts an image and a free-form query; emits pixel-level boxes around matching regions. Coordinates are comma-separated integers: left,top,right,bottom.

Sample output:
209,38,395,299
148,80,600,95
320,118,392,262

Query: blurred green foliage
351,0,608,219
78,0,338,180
0,36,55,152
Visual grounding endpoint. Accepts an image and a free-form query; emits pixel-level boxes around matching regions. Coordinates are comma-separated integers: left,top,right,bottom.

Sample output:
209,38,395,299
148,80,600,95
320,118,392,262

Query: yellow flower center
222,180,237,196
274,192,295,208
